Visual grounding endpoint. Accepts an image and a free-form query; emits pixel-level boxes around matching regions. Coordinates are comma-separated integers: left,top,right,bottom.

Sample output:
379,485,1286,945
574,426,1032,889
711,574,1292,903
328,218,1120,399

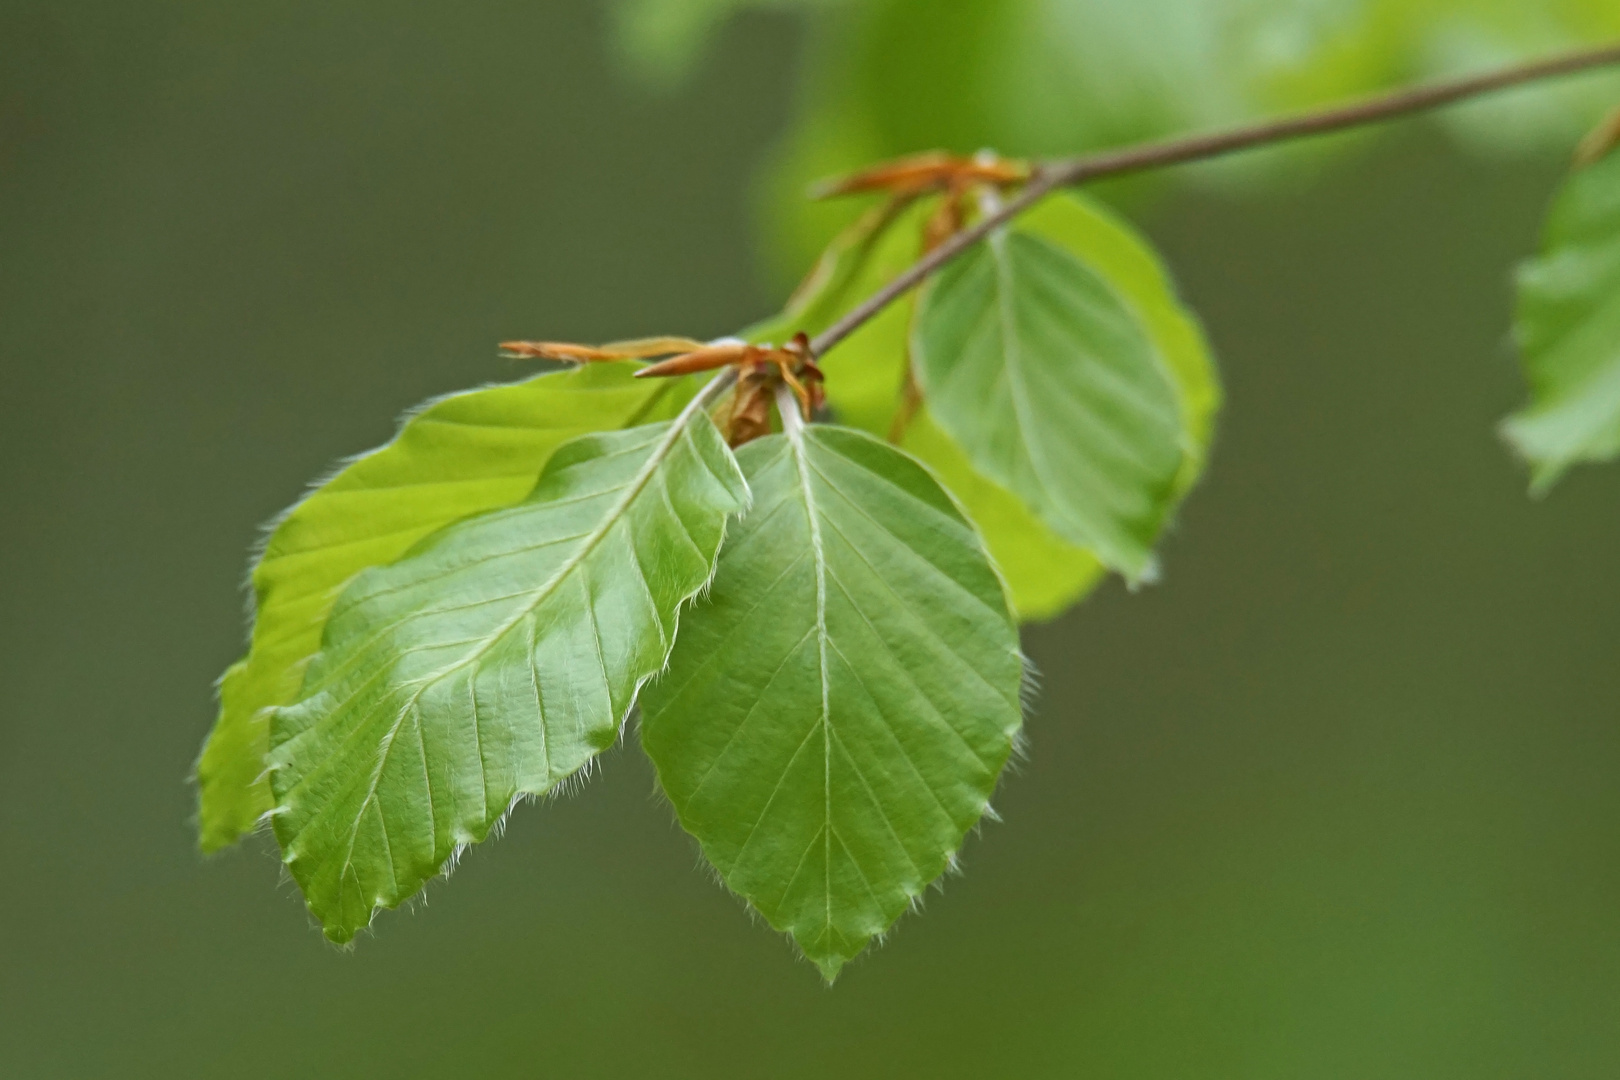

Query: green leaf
932,192,1220,616
639,422,1024,981
196,363,684,854
269,405,748,943
1018,194,1221,504
1504,150,1620,490
901,411,1103,622
912,222,1186,581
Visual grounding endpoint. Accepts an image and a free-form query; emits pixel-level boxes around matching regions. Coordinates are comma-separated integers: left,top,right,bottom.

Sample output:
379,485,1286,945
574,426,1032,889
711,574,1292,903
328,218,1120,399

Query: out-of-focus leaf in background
1504,148,1620,489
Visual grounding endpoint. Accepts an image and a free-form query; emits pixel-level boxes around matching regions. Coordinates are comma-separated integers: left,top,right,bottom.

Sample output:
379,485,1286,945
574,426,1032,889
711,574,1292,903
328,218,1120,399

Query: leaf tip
813,955,847,985
1498,412,1568,497
1116,550,1161,592
322,924,360,947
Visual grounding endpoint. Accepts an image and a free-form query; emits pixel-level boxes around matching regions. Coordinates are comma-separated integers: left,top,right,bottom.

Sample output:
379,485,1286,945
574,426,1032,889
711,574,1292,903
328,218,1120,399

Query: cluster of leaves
196,12,1620,977
196,160,1218,978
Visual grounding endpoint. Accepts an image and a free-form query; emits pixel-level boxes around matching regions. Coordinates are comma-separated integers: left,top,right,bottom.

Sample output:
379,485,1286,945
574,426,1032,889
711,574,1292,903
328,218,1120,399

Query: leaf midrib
339,421,692,715
295,415,712,891
989,230,1064,521
787,423,835,939
991,230,1176,559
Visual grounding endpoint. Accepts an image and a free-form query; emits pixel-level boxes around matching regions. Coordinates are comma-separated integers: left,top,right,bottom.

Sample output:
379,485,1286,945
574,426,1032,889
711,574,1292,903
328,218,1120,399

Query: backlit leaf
268,405,748,942
196,364,684,853
1504,150,1620,490
913,221,1185,581
639,423,1024,980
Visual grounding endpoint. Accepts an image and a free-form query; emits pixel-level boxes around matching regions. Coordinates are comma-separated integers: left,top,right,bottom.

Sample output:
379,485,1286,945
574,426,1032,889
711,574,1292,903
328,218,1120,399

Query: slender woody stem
808,40,1620,358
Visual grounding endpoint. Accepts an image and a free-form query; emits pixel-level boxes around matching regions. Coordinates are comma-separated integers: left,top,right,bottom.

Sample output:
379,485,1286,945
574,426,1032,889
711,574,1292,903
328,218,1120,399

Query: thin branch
808,40,1620,358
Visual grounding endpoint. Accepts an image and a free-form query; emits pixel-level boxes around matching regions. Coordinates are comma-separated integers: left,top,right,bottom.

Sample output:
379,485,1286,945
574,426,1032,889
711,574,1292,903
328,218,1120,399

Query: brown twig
808,40,1620,359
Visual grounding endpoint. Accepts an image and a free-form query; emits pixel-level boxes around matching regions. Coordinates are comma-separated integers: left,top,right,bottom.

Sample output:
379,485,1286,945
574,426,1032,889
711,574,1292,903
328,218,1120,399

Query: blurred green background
4,2,1620,1076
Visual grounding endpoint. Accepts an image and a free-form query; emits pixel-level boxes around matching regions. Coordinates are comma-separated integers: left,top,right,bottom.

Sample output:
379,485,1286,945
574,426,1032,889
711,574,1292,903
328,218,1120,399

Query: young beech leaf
268,409,748,943
1018,193,1220,505
196,363,684,853
909,194,1218,617
1504,150,1620,490
913,224,1185,582
639,424,1024,981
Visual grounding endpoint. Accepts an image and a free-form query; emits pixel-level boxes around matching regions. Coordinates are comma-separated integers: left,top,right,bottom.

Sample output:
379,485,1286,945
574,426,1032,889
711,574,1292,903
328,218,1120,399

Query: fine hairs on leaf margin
235,378,525,629
257,377,746,942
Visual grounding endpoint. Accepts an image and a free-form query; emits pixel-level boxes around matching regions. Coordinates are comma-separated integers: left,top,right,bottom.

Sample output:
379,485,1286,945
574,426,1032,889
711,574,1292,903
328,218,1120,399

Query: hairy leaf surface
269,411,747,942
197,364,681,852
639,424,1024,981
1504,150,1620,490
913,224,1185,581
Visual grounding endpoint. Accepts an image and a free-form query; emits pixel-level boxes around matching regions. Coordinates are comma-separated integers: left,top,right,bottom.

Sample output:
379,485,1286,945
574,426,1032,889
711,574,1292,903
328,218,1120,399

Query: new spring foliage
196,119,1620,975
